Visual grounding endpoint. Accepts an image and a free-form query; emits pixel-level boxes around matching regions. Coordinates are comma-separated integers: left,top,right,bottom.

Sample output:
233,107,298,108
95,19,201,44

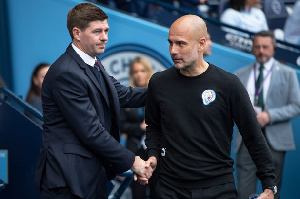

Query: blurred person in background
220,0,268,37
234,31,300,199
26,63,50,113
0,75,7,100
179,0,211,17
0,75,6,87
203,30,212,56
120,56,153,199
284,0,300,45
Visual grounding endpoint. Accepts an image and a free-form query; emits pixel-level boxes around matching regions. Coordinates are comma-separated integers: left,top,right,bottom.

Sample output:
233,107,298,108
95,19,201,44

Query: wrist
131,156,140,171
265,185,277,195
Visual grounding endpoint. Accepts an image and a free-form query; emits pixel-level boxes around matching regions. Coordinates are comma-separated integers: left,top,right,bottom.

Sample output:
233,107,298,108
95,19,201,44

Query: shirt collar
255,57,275,71
72,43,96,67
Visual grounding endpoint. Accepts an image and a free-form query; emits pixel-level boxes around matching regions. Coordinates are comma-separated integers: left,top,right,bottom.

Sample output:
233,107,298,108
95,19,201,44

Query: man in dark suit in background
35,3,152,199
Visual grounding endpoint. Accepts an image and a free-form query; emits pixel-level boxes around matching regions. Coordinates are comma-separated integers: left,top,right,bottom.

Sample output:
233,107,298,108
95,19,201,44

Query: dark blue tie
89,61,109,105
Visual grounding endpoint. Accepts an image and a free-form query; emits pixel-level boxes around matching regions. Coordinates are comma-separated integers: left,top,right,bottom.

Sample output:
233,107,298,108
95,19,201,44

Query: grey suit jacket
234,60,300,152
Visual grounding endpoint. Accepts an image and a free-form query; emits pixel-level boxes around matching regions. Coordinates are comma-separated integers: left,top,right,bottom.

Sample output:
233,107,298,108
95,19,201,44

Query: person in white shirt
220,0,269,37
283,1,300,45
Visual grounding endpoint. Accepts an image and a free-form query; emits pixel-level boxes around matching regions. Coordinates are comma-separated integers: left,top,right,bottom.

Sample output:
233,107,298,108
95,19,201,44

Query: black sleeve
230,76,276,190
145,78,161,161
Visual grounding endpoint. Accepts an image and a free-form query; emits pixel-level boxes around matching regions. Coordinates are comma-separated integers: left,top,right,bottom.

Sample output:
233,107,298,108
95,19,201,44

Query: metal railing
0,87,43,123
109,170,134,199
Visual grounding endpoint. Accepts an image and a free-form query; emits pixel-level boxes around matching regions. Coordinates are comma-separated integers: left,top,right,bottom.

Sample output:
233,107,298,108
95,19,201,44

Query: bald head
168,15,209,75
170,15,207,41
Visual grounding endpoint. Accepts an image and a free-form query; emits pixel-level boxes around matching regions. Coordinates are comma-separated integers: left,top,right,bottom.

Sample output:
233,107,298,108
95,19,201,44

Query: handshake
131,156,157,185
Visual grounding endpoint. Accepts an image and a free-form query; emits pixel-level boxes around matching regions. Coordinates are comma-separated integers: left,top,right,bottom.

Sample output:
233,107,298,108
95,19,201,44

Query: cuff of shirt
147,148,160,160
261,177,276,191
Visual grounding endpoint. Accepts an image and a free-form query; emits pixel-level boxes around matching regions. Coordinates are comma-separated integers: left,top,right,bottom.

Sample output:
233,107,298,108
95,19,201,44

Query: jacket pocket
63,143,93,159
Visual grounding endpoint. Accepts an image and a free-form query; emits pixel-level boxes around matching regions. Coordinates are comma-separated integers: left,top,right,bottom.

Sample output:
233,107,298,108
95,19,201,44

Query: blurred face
131,63,149,87
168,27,201,70
252,36,275,64
34,66,49,89
203,34,212,56
246,0,260,6
73,20,109,57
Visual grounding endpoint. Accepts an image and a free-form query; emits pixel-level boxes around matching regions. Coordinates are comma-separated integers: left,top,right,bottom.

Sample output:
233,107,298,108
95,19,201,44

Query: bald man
143,15,276,199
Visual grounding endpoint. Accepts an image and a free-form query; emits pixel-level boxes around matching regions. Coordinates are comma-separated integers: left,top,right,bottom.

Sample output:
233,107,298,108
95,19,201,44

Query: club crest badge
202,90,216,105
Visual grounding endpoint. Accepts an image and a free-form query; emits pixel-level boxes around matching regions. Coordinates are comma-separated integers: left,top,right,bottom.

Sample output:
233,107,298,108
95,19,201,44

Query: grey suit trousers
236,142,285,199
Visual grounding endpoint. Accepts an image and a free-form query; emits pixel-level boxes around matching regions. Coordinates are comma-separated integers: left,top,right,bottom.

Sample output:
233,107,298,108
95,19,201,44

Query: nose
169,44,177,55
100,32,108,41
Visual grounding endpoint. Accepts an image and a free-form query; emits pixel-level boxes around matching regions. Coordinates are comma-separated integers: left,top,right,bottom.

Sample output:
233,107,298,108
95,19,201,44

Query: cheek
39,78,44,85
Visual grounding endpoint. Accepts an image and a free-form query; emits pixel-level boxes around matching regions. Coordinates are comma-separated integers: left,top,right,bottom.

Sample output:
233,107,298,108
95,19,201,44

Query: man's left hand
257,189,274,199
257,111,270,127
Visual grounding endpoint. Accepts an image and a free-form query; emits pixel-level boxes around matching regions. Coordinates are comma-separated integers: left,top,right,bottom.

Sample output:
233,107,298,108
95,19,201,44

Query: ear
198,37,206,51
72,27,81,41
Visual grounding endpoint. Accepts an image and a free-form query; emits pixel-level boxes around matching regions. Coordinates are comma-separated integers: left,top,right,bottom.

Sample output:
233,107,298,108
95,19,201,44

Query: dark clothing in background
120,108,148,199
120,108,145,154
28,95,43,113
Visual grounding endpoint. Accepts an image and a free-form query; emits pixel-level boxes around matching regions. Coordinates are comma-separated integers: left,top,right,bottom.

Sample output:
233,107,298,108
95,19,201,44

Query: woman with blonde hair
129,56,153,88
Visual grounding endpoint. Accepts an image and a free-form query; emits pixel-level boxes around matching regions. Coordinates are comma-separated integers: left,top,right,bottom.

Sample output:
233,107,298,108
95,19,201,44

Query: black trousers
237,143,285,199
154,178,238,199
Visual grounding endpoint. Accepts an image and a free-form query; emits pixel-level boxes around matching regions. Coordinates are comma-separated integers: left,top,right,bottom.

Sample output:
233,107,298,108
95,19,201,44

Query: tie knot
259,64,264,72
94,60,100,72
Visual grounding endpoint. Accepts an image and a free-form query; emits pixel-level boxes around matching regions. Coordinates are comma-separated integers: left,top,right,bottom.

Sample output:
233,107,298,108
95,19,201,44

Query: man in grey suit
234,31,300,199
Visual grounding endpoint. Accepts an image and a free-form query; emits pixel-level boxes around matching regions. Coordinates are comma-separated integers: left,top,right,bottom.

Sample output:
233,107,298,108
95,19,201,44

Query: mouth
172,57,183,63
97,43,106,48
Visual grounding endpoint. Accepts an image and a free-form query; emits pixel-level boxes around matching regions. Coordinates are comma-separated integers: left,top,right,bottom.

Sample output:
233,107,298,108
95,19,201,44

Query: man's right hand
136,156,157,185
131,156,153,184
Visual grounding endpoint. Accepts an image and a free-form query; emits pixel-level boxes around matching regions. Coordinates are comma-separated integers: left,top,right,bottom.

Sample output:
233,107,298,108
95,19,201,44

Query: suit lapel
266,61,280,102
240,65,253,86
66,44,110,107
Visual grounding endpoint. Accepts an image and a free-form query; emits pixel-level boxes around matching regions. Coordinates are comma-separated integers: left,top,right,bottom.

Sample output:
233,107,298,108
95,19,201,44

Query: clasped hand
131,156,157,185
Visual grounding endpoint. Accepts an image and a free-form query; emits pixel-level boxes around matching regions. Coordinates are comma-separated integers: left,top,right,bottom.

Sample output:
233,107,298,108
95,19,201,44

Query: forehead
86,20,109,29
253,36,273,45
132,62,145,69
168,26,193,41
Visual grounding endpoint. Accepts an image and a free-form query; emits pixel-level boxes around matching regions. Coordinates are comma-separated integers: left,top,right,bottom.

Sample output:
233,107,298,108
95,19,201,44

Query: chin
174,64,185,70
97,50,105,55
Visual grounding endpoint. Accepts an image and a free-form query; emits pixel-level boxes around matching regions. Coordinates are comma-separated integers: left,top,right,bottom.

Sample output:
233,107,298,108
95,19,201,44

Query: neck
245,3,252,11
180,61,209,77
73,40,96,58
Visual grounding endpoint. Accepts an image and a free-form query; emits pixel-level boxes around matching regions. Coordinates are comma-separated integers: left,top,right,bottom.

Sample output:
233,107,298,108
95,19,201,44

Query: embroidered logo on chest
202,90,216,105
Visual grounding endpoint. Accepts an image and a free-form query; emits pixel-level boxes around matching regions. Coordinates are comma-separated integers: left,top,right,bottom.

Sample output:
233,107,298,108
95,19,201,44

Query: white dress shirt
246,57,275,105
72,43,96,67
